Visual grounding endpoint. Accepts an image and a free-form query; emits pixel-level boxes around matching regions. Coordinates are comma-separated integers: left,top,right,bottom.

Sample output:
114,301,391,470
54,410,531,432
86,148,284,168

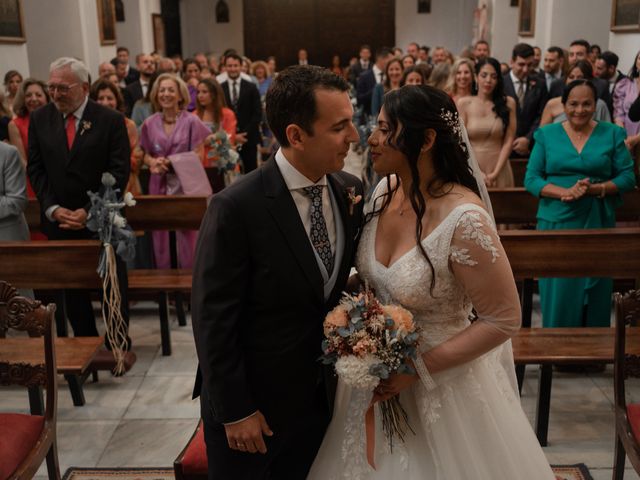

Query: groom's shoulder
333,169,364,193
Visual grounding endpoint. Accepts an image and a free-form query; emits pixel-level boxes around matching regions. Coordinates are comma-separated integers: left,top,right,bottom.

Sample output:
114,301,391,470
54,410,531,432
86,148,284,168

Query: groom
191,65,363,479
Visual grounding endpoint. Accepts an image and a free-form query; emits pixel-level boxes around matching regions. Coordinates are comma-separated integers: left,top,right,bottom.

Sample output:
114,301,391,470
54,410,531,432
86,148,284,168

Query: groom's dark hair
265,65,350,147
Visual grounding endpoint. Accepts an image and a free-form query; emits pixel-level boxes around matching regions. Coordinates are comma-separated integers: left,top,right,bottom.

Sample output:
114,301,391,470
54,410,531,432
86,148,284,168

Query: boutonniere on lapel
346,186,362,215
80,120,92,136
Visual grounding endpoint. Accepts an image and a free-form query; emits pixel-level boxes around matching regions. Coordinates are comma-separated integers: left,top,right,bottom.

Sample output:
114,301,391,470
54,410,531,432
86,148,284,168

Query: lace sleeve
418,209,521,378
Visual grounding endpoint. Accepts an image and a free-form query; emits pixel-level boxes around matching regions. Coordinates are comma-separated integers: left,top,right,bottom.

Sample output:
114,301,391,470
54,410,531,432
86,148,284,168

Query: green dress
524,122,636,327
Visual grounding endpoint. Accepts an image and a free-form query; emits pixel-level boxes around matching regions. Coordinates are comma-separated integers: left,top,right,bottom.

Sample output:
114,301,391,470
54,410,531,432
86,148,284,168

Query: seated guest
4,70,23,114
371,58,403,117
123,53,156,117
0,142,29,243
356,47,392,117
613,49,640,152
542,46,564,90
90,79,142,195
428,62,451,91
503,42,548,157
525,79,635,328
400,65,429,86
251,60,272,99
446,58,475,104
194,78,237,192
7,78,50,202
541,61,611,126
458,57,516,187
139,73,211,269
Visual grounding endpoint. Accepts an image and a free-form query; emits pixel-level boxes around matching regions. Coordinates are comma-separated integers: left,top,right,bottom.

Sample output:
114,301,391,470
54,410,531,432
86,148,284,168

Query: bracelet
599,183,606,198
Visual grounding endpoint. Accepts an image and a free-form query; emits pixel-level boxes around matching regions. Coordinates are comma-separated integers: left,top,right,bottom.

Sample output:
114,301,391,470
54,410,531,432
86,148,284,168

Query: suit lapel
262,158,324,303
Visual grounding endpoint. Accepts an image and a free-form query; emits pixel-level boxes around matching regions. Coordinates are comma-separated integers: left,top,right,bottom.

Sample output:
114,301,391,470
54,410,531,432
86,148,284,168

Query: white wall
546,0,611,50
396,0,478,55
115,0,161,58
489,0,519,62
610,32,640,73
180,0,244,57
0,44,30,79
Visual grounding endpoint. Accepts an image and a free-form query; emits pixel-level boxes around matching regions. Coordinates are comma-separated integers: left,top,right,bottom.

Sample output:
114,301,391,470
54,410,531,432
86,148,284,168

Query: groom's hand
224,410,273,454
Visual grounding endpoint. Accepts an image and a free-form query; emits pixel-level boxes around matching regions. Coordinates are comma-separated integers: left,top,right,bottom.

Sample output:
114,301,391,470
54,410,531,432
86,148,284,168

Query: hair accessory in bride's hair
440,107,466,152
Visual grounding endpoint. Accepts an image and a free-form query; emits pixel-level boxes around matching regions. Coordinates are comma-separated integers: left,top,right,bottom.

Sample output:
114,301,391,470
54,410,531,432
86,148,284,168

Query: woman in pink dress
139,73,211,269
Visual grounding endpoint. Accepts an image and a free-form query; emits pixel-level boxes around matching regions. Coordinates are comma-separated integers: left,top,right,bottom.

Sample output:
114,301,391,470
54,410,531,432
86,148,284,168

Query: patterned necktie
65,115,76,149
231,80,238,108
516,80,525,107
303,185,334,276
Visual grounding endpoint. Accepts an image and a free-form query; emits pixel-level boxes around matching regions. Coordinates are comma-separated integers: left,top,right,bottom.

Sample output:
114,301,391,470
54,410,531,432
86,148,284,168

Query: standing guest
568,39,590,65
432,46,448,65
500,62,510,76
428,62,451,91
267,56,278,77
221,54,264,173
111,46,139,85
503,43,548,157
114,59,129,89
195,78,237,192
357,47,392,117
595,51,626,96
90,79,142,195
171,54,184,74
200,67,213,79
139,73,211,269
401,65,429,86
207,53,219,75
613,50,640,153
406,42,420,60
532,46,542,73
348,45,373,86
458,57,516,187
525,79,635,328
0,143,29,245
28,57,133,365
371,58,403,117
541,61,611,125
123,53,156,117
131,74,157,130
251,61,272,100
0,92,11,142
417,46,430,64
98,62,116,80
392,47,404,58
4,70,23,114
183,58,202,112
194,52,208,70
329,55,344,77
473,40,490,63
589,44,602,66
543,46,564,90
554,39,611,105
401,54,415,69
446,58,475,103
157,57,177,75
297,48,309,66
7,78,50,205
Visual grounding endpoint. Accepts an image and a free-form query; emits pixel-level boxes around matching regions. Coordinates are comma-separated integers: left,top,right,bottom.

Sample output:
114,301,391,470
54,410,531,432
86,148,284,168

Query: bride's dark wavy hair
367,85,480,292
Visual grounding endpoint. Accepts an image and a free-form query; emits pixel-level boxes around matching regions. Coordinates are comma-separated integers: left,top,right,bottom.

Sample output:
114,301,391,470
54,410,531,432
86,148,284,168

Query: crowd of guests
0,37,638,359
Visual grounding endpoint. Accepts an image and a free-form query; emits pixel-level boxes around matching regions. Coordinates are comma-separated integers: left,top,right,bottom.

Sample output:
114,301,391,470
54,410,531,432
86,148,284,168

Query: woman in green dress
525,79,636,328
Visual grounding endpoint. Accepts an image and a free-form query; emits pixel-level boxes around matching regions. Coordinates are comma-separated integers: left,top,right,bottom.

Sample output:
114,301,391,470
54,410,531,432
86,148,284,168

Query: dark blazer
27,99,130,239
503,73,548,142
356,69,377,116
123,80,144,117
349,60,373,86
221,78,261,143
191,156,364,430
548,76,611,103
124,67,139,85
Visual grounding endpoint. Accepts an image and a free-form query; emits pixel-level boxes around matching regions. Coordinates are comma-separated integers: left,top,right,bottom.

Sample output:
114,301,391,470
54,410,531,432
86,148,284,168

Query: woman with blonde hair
251,60,272,99
446,58,475,103
428,62,451,91
139,73,212,269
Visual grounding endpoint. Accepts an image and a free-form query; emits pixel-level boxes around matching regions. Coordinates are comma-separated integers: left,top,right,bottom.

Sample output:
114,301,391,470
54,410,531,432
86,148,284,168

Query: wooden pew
504,228,640,446
510,158,527,187
489,187,640,225
0,240,190,357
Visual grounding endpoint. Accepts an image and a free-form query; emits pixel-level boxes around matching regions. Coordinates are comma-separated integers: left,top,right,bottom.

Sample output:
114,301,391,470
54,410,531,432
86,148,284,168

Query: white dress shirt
373,65,384,84
510,70,527,96
215,71,252,84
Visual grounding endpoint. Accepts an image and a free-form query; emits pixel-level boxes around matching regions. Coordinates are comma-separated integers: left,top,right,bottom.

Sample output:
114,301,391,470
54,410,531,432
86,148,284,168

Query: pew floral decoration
86,173,136,375
207,129,241,185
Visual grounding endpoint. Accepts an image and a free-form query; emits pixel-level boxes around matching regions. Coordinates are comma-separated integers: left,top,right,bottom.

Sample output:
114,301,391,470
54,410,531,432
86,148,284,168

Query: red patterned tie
66,115,76,149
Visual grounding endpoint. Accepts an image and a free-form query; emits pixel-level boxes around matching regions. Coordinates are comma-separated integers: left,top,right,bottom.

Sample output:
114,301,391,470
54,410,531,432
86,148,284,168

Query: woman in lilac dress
613,50,640,154
140,73,211,269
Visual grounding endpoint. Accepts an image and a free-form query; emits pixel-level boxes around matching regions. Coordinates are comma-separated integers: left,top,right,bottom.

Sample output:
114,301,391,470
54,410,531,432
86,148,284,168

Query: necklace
162,112,178,124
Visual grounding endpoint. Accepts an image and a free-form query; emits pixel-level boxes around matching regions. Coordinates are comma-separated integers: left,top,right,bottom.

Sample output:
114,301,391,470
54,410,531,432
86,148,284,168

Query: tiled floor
3,299,640,480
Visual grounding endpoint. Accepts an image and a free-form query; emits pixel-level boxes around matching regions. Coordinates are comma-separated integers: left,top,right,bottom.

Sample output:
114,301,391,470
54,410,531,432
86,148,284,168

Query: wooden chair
613,289,640,479
0,281,60,480
174,419,207,480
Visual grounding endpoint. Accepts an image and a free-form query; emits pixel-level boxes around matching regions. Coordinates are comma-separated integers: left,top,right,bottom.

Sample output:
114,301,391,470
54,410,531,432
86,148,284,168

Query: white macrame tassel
100,243,128,375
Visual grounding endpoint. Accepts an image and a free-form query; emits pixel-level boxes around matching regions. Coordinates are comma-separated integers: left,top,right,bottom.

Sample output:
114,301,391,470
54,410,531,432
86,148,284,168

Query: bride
307,85,555,479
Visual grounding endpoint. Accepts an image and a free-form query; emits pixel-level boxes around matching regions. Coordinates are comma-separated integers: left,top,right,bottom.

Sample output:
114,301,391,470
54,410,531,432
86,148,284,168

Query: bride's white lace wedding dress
308,181,555,480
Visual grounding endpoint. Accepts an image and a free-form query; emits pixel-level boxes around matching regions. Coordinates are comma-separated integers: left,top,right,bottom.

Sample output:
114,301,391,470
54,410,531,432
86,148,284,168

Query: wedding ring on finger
236,442,245,448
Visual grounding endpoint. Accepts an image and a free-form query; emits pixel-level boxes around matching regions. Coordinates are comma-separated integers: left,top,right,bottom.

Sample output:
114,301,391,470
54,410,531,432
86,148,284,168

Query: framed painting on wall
97,0,116,45
518,0,535,36
611,0,640,32
0,0,26,43
152,14,166,56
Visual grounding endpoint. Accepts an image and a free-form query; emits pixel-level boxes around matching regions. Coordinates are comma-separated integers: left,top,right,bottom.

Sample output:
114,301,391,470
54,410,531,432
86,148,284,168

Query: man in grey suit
0,142,29,242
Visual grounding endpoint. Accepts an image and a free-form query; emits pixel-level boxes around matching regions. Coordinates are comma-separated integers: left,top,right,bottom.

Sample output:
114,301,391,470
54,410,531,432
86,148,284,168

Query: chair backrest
614,290,640,409
0,281,57,420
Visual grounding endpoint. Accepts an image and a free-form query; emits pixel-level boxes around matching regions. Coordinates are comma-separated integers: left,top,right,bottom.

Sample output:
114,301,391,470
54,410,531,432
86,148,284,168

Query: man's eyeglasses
47,83,79,95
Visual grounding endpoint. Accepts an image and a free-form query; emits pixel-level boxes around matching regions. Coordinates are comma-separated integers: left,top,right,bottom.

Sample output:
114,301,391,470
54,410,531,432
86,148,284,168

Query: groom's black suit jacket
192,156,364,431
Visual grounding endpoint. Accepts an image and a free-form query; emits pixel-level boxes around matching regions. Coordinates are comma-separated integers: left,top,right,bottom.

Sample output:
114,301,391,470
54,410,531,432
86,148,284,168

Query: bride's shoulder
437,185,488,218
